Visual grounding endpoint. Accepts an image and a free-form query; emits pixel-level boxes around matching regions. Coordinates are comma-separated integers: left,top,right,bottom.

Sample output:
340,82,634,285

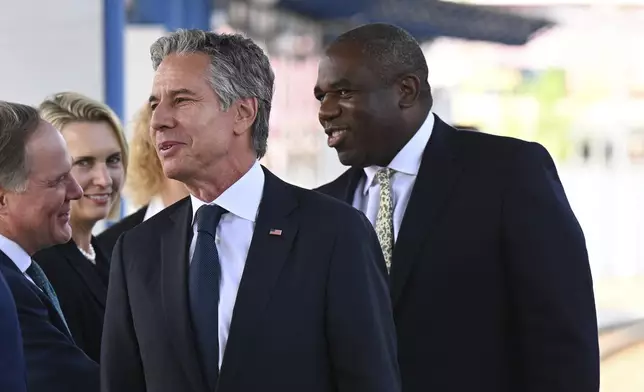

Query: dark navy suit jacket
0,269,27,392
97,205,147,257
101,167,401,392
317,115,600,392
0,250,99,392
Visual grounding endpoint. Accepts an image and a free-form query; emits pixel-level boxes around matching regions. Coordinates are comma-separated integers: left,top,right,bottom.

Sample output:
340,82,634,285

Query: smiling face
149,52,238,183
0,121,83,255
314,42,405,168
62,121,125,228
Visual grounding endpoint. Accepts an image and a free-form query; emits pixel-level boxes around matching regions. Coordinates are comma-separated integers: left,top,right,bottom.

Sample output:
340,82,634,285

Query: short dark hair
331,23,429,87
0,101,41,192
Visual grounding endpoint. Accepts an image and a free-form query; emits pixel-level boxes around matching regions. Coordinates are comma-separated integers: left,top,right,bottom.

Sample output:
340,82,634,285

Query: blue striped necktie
189,204,227,391
26,261,71,336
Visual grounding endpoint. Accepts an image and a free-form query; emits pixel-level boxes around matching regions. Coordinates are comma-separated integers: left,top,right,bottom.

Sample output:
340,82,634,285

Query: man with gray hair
101,29,400,392
0,101,98,392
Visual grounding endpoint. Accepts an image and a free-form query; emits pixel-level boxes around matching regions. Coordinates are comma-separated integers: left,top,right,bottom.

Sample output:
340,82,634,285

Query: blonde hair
124,104,165,207
39,92,129,220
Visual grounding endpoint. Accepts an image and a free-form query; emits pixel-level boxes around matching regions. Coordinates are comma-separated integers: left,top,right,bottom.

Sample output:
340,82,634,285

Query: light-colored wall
0,0,103,105
561,166,644,279
124,25,166,136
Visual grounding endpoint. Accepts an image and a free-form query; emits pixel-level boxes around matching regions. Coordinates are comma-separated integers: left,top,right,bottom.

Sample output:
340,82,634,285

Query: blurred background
1,0,643,389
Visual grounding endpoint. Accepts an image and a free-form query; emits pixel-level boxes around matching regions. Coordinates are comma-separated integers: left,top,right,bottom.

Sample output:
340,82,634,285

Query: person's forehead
63,122,122,155
318,45,379,87
152,53,210,90
26,123,70,173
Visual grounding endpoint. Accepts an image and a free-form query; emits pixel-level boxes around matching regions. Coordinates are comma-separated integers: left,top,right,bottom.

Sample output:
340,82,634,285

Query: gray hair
0,101,41,192
150,29,274,159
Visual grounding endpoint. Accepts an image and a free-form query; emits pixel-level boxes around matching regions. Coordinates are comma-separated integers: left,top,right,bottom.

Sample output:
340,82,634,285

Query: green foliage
514,68,573,161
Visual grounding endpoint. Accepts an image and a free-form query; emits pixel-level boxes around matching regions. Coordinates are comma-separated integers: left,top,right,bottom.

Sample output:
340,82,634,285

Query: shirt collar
363,112,435,193
143,194,165,222
190,160,265,224
0,233,32,273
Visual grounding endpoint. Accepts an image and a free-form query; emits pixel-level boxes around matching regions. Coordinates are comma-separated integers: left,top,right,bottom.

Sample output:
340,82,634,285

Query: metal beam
104,0,126,222
129,0,211,30
104,0,125,120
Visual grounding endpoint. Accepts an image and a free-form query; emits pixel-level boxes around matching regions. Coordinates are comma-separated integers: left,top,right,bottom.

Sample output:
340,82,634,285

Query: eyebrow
148,88,198,103
73,155,94,162
314,78,354,95
73,150,121,161
46,169,70,184
330,78,353,89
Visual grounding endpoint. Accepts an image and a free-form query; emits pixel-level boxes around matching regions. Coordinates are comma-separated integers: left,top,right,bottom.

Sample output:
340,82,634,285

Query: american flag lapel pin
269,228,282,236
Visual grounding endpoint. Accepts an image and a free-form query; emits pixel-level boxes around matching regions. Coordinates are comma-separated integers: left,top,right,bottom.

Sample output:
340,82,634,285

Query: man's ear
398,74,422,109
232,97,259,136
0,188,8,210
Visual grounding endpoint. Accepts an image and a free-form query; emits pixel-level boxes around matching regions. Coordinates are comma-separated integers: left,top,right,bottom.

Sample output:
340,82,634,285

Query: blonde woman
98,104,188,256
33,92,128,363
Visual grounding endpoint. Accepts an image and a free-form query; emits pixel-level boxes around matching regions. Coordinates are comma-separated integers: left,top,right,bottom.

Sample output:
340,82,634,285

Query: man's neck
0,225,35,256
186,158,255,203
159,179,188,208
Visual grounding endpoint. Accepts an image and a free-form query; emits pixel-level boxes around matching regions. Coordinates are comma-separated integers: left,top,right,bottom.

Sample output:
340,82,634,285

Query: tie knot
376,167,394,184
195,204,227,237
26,261,46,286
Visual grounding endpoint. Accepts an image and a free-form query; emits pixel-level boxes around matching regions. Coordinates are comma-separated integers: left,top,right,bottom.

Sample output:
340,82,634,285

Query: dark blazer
97,205,147,257
101,167,400,392
316,115,600,392
0,250,99,392
34,238,110,363
0,269,27,392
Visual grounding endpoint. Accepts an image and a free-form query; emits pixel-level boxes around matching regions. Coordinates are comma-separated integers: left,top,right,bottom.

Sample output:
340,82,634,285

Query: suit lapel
389,116,463,306
0,250,74,340
320,166,363,204
217,167,298,389
341,167,363,203
34,276,73,340
160,198,207,392
57,241,107,308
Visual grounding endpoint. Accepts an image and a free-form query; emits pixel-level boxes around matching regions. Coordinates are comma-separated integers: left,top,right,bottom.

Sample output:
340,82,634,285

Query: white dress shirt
0,233,34,284
188,160,265,368
353,112,435,242
143,195,165,222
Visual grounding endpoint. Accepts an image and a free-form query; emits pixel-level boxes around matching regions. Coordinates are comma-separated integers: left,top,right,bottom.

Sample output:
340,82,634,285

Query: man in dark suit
315,23,599,392
101,29,400,392
0,101,99,391
0,270,27,392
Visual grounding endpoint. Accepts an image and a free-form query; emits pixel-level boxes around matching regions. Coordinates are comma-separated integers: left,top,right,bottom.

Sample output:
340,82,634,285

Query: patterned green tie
26,261,71,336
375,168,395,271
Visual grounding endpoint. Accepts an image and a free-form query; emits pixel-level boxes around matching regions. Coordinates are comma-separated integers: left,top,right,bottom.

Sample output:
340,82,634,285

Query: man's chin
337,149,363,167
162,164,188,183
54,225,73,245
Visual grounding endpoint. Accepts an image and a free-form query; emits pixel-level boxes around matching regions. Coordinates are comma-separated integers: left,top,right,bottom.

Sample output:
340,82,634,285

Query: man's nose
150,102,174,131
68,176,83,201
318,96,341,124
